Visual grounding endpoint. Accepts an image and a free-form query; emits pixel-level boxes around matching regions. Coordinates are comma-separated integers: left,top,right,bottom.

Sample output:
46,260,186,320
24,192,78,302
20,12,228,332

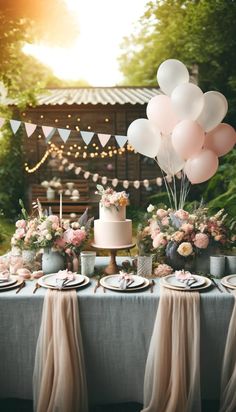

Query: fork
94,278,100,294
16,280,26,294
150,279,155,293
33,282,41,294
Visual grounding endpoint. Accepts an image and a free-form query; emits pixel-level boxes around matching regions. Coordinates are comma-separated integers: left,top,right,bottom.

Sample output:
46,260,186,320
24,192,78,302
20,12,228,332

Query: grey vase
165,242,194,271
42,249,65,274
195,245,220,274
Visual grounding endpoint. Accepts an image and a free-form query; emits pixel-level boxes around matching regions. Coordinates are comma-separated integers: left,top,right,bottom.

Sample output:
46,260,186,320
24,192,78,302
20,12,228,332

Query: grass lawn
0,216,15,255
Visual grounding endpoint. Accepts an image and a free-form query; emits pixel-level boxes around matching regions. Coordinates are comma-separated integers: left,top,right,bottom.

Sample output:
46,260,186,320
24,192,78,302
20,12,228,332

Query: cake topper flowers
96,185,129,210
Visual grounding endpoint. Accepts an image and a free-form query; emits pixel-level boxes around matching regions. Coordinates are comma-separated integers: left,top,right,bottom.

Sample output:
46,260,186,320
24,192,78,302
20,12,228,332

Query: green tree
119,0,236,126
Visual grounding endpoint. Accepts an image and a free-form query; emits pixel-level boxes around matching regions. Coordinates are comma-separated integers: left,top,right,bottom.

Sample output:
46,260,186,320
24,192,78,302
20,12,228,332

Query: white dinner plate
162,274,205,289
103,274,145,289
161,276,211,292
38,273,86,289
221,275,236,289
100,275,149,292
0,277,24,292
0,276,18,288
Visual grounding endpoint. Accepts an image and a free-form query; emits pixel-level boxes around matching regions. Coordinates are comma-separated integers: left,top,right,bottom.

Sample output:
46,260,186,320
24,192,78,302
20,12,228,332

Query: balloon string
173,175,177,211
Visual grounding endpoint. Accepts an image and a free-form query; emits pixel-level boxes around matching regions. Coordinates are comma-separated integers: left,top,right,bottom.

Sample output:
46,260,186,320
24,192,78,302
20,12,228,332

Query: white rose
147,204,155,213
46,234,52,240
71,222,79,229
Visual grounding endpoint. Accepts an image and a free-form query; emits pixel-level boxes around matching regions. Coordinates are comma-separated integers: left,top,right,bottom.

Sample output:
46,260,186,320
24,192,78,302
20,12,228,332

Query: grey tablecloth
0,257,234,404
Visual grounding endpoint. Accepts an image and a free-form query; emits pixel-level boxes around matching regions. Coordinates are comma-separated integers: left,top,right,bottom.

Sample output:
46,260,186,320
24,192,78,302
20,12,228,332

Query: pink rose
194,233,209,249
174,209,189,220
15,219,26,229
149,219,160,240
161,217,169,226
15,228,25,239
52,223,59,230
153,233,167,248
181,223,194,234
156,209,168,219
172,231,184,242
47,215,59,225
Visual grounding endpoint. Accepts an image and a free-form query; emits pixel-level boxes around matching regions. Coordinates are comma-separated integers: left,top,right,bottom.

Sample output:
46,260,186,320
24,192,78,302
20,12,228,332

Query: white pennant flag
24,122,37,137
98,133,111,147
58,128,71,143
42,126,55,142
80,131,94,145
10,119,21,134
115,135,128,148
0,117,5,128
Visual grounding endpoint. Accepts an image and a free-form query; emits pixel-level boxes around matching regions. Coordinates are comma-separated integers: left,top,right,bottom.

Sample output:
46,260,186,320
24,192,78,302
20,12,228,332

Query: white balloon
157,59,189,96
156,134,185,175
171,83,204,120
197,91,228,132
127,118,161,158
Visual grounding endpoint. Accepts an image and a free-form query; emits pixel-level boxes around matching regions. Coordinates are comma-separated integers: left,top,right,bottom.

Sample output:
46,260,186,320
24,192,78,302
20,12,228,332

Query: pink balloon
172,120,205,159
185,149,219,184
146,95,179,135
204,123,236,157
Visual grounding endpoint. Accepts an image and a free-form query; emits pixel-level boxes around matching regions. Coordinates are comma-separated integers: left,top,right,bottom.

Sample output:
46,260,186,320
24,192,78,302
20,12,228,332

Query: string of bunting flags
0,117,128,148
60,157,178,189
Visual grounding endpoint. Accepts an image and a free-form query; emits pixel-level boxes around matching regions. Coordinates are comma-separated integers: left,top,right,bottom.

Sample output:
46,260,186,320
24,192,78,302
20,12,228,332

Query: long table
0,257,234,405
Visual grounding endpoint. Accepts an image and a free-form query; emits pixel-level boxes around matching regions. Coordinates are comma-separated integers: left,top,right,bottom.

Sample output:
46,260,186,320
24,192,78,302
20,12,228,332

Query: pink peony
15,219,27,229
194,233,209,249
154,264,173,277
63,228,86,247
153,233,167,248
156,209,168,219
174,209,189,220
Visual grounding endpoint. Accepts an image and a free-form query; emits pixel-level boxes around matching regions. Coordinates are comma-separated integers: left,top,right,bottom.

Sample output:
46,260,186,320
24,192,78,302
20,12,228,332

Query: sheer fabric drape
33,290,88,412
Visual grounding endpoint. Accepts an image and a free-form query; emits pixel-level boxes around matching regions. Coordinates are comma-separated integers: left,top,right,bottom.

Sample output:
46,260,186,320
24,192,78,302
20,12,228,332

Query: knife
211,277,223,293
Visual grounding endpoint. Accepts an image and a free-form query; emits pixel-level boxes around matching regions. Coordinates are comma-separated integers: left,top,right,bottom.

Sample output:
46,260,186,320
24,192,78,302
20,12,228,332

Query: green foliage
119,0,236,127
0,216,15,254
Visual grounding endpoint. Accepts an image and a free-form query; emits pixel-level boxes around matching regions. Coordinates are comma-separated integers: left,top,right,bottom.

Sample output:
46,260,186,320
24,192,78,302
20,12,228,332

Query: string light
24,144,60,174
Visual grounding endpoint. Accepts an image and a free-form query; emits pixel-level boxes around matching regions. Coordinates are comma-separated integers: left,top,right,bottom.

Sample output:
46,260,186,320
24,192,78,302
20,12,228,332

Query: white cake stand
91,243,136,275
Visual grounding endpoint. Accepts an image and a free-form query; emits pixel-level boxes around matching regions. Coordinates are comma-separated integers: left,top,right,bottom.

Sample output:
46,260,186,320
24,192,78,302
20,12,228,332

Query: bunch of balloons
127,59,236,184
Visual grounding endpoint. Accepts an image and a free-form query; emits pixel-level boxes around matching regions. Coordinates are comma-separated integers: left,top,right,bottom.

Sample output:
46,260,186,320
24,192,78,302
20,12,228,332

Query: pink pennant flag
98,133,111,147
42,126,55,139
24,122,37,137
0,117,5,128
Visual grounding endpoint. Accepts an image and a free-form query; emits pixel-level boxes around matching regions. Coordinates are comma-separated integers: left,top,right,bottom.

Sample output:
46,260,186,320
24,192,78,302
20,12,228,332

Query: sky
23,0,148,86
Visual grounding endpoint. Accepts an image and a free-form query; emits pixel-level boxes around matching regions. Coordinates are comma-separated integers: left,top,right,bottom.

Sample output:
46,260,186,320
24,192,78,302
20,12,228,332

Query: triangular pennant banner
58,128,71,143
80,131,94,145
42,126,55,139
10,119,21,134
98,133,111,147
0,117,5,128
115,135,128,148
24,122,37,137
45,128,56,143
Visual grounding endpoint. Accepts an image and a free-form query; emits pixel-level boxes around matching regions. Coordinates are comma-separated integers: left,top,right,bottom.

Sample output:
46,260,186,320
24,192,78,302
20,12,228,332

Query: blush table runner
220,290,236,412
142,286,201,412
33,289,88,412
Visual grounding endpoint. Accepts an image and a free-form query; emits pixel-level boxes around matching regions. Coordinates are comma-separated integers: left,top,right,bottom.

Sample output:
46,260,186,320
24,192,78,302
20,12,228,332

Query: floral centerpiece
96,184,129,210
137,204,234,274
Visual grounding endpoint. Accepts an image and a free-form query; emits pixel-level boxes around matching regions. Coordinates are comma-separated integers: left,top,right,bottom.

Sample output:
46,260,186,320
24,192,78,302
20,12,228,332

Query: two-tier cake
93,185,132,248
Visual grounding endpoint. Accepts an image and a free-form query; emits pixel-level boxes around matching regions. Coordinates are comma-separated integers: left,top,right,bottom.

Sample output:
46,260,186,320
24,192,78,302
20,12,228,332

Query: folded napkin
0,270,10,282
33,290,88,412
118,271,134,289
56,269,76,288
142,286,201,412
175,270,194,282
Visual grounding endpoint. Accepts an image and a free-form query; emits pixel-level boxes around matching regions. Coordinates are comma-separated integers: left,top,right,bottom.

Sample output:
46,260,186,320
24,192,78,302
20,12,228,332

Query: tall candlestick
59,192,63,220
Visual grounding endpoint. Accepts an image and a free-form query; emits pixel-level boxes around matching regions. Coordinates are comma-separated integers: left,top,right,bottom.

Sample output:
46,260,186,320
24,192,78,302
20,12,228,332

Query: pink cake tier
94,219,132,248
94,203,132,248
